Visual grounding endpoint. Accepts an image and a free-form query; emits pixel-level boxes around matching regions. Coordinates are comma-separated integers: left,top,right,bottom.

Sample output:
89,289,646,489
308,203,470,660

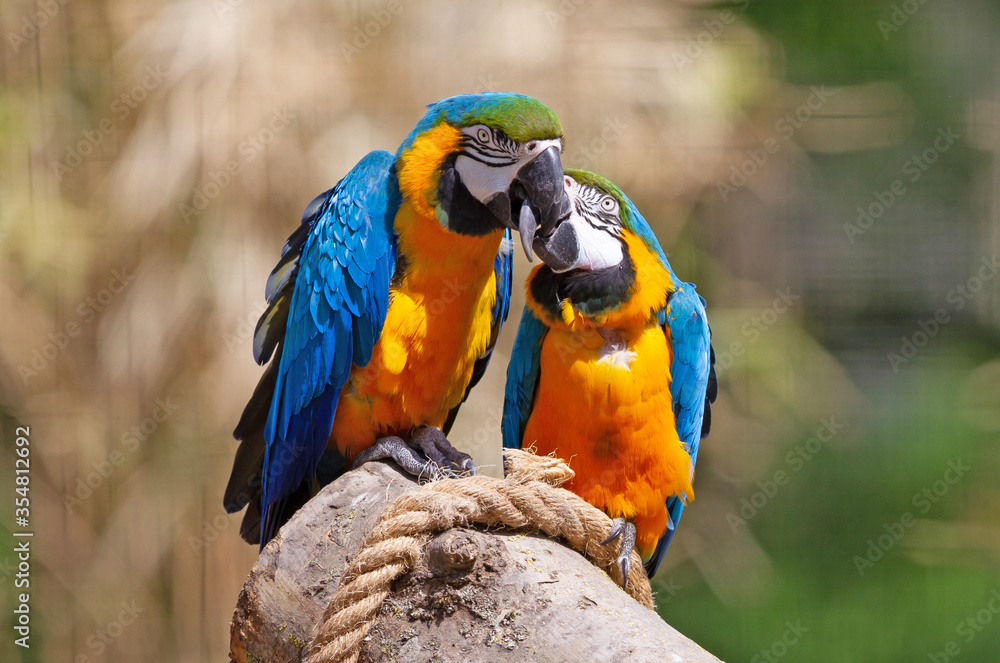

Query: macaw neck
394,121,506,244
526,232,674,332
395,122,463,221
394,199,504,280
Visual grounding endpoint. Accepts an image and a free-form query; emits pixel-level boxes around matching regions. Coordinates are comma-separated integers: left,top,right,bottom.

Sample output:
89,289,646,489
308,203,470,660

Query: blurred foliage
0,0,998,661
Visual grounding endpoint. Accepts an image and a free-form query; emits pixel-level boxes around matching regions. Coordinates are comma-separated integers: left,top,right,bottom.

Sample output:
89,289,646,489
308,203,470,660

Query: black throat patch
529,245,635,319
435,156,510,236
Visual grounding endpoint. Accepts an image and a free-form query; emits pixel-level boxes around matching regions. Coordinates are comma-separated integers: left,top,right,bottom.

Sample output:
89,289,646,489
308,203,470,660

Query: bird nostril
527,142,537,152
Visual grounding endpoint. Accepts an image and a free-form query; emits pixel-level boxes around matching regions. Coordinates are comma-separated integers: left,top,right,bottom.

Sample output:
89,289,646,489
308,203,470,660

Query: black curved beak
508,146,570,261
532,219,580,273
518,146,564,234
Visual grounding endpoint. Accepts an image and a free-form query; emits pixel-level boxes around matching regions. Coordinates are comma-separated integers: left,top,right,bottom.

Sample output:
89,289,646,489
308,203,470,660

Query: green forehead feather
454,95,563,143
564,169,630,215
399,93,563,156
565,168,669,268
424,93,563,142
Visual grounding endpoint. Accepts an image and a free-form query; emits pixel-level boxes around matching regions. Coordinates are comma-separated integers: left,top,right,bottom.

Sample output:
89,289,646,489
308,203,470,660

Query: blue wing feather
258,150,399,545
645,282,715,576
493,232,513,332
502,305,548,450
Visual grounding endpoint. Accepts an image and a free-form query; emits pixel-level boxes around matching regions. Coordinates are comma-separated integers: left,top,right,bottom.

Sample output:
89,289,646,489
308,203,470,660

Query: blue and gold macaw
502,170,716,581
225,93,568,546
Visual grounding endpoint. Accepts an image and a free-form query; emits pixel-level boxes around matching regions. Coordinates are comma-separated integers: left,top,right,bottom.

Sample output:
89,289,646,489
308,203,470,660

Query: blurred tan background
1,0,999,661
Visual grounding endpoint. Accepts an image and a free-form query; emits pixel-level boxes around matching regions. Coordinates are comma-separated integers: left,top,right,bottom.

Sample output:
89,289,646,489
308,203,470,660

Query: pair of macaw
224,93,716,583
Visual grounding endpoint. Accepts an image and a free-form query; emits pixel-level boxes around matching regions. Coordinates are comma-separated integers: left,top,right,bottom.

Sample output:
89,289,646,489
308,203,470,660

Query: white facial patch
454,130,562,204
565,215,624,271
454,154,520,204
551,176,625,273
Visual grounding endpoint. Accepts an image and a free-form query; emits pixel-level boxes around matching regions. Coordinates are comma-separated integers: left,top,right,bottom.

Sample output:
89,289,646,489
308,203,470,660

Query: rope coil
307,448,654,663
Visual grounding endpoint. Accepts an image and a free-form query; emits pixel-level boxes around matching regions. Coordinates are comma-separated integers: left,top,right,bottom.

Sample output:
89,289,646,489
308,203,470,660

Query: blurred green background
1,0,998,661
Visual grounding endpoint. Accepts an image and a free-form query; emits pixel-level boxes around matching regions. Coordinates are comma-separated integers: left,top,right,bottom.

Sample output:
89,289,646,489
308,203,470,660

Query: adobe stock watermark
564,117,627,170
655,578,683,604
726,417,844,532
672,0,752,71
878,0,931,41
751,620,809,663
190,439,307,554
189,504,242,556
714,288,799,376
62,398,179,513
6,0,70,54
545,0,587,29
49,65,169,182
928,589,1000,662
76,600,145,661
179,107,296,223
843,127,960,244
717,86,835,201
18,267,137,385
223,301,268,354
852,458,969,576
339,0,407,63
472,74,501,94
463,406,503,456
887,255,997,373
0,556,14,583
214,0,246,20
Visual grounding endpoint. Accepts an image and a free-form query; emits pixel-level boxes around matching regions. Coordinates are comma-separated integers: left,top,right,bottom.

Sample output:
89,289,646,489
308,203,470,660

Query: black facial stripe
572,186,622,235
573,200,621,235
490,129,517,153
463,127,519,161
457,149,517,166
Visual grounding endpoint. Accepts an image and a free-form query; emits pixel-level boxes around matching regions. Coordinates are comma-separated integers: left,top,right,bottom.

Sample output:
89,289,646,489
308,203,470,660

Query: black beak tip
532,220,579,273
517,145,565,232
538,190,572,238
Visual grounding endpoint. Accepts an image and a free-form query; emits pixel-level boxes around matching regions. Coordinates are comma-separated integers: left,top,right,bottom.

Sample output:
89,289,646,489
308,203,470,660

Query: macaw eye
600,196,619,214
476,128,491,144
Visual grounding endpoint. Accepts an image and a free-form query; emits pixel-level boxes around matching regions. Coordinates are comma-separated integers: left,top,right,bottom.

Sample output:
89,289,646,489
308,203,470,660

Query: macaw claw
352,426,476,480
410,425,476,476
601,517,637,589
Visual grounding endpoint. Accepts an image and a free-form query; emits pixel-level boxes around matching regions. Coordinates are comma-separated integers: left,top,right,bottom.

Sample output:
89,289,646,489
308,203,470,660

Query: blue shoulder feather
258,150,400,544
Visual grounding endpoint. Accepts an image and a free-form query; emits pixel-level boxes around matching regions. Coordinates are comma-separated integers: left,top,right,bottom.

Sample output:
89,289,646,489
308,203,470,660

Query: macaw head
526,169,675,324
396,92,568,258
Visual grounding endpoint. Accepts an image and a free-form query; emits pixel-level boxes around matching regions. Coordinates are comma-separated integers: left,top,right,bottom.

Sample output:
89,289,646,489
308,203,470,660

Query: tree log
229,461,723,663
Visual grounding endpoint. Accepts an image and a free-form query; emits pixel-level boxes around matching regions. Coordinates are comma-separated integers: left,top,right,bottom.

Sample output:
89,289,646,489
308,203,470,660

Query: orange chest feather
523,323,693,555
329,197,504,458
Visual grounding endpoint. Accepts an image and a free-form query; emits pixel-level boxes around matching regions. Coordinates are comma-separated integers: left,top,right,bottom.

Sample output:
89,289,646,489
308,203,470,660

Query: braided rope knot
307,448,654,663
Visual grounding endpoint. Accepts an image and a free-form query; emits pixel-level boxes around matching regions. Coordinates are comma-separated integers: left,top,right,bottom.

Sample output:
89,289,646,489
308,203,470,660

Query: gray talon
412,426,476,475
353,428,475,480
601,517,626,546
352,435,429,477
601,518,637,589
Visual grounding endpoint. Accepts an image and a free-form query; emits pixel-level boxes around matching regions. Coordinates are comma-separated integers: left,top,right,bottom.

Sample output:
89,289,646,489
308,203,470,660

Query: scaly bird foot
410,425,476,475
601,517,637,589
351,426,476,480
351,435,430,477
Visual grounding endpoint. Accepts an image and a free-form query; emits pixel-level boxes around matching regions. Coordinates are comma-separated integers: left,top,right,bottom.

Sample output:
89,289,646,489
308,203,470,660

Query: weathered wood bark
230,462,723,663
